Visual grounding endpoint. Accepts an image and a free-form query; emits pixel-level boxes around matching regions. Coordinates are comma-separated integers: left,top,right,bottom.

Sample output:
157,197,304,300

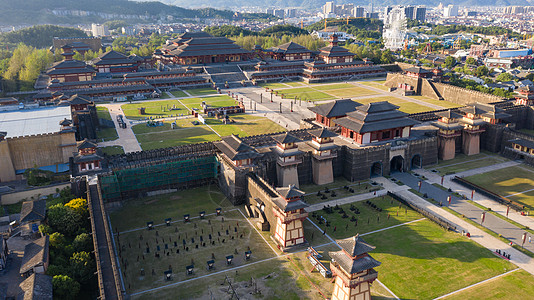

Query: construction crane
300,20,304,29
346,16,350,25
403,39,409,51
324,19,327,30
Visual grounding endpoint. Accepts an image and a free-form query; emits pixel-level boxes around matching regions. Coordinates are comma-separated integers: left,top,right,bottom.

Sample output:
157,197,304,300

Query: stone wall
0,182,70,205
4,131,76,172
500,128,534,166
246,174,279,235
431,82,503,105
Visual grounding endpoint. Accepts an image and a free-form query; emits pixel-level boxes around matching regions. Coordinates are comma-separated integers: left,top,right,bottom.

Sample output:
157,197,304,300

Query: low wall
0,182,70,205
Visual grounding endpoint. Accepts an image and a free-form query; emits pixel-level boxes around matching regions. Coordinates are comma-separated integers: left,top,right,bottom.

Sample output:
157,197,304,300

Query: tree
525,73,534,81
466,57,477,65
47,204,84,236
496,72,514,82
65,198,88,217
52,275,81,300
72,233,92,252
38,224,53,236
69,251,95,284
49,232,66,249
475,65,489,77
444,56,456,69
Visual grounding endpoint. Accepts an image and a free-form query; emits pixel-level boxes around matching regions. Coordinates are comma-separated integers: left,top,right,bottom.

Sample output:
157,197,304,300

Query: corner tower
272,133,302,188
272,185,309,250
307,128,337,185
329,235,381,300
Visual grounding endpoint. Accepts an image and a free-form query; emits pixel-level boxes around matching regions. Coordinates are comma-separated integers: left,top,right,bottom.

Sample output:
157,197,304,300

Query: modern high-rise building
323,2,335,15
404,6,414,19
91,24,109,37
414,6,427,21
285,8,297,18
366,12,379,19
444,5,459,17
353,6,365,18
273,9,285,18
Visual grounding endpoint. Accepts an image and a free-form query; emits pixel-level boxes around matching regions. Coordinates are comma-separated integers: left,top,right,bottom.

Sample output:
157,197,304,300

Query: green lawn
185,87,217,96
444,269,534,300
121,100,188,120
259,82,290,89
135,126,220,150
300,177,381,204
207,116,286,137
359,81,389,91
465,165,534,209
519,128,534,135
109,185,233,232
275,87,336,101
285,81,305,87
131,118,198,134
407,96,461,109
433,154,507,175
97,106,112,120
179,95,238,111
170,90,187,98
99,146,124,156
326,87,380,98
96,127,118,142
311,195,422,239
364,219,516,299
311,83,354,91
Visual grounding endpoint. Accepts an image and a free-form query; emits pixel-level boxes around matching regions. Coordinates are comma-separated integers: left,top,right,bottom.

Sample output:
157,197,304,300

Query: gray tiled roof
308,128,337,138
431,121,464,131
270,42,313,54
335,116,417,134
20,236,49,275
276,185,305,199
308,99,361,118
20,200,46,223
329,251,381,274
272,132,302,144
272,197,309,212
17,273,53,300
435,110,463,119
459,103,511,120
336,234,375,257
509,138,534,149
214,135,261,161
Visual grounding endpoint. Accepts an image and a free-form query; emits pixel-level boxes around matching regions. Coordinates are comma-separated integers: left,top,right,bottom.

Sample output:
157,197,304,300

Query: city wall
0,182,70,205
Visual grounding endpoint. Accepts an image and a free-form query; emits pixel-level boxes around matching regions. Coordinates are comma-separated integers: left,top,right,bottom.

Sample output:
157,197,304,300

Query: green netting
99,156,218,201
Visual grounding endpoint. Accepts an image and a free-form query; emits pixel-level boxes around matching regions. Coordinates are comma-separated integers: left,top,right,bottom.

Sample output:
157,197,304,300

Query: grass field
259,82,291,89
443,269,534,300
353,96,435,114
122,100,189,120
277,87,336,101
465,165,534,209
97,106,112,120
132,113,285,150
99,146,124,156
300,177,382,204
311,195,423,239
169,90,187,98
186,87,218,96
179,95,238,111
431,153,508,175
407,95,461,109
519,128,534,135
359,81,389,91
96,127,118,142
364,219,516,299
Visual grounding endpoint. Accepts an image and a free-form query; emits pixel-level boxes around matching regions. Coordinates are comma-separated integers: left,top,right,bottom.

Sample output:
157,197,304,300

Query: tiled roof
329,251,381,274
214,135,261,161
20,236,49,275
308,128,337,138
435,110,463,119
270,42,313,54
272,197,309,212
509,138,534,149
17,273,53,300
308,99,361,118
336,234,375,257
20,200,46,223
276,185,305,199
271,132,301,144
77,139,98,149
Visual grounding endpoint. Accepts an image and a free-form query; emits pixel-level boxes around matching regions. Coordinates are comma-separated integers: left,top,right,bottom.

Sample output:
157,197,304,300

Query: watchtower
272,133,302,188
272,185,309,250
515,85,534,106
432,110,463,161
308,128,337,185
329,235,381,300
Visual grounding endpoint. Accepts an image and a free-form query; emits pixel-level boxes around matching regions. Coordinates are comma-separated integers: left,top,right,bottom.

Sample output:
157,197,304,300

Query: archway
390,155,404,173
370,162,382,177
411,154,422,169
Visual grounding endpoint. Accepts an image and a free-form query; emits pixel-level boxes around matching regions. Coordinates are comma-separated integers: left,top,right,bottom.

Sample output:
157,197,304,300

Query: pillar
438,136,456,160
462,131,481,156
312,158,333,185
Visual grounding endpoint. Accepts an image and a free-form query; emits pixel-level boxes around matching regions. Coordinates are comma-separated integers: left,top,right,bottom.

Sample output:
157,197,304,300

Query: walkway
417,161,534,233
99,103,142,153
392,172,534,255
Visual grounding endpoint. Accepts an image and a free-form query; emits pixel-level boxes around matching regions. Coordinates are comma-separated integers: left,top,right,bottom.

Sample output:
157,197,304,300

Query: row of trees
205,24,308,38
0,25,86,49
232,34,327,51
39,189,96,300
1,43,55,92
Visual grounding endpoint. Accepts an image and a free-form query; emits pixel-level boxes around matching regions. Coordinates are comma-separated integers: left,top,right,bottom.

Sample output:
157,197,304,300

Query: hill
0,25,87,49
0,0,248,25
153,0,530,9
